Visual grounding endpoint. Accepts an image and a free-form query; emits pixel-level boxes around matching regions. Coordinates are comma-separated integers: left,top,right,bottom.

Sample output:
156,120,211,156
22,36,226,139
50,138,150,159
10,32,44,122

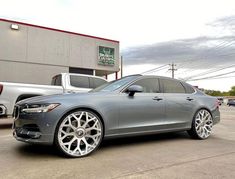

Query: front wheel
187,109,213,139
55,110,103,157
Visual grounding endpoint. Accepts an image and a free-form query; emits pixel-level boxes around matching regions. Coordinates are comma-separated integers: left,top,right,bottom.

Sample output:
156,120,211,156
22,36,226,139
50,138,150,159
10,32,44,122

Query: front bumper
12,106,61,145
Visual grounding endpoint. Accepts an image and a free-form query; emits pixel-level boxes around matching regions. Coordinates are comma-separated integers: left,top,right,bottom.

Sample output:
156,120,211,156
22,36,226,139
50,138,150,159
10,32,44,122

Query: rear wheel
187,109,213,139
55,110,103,157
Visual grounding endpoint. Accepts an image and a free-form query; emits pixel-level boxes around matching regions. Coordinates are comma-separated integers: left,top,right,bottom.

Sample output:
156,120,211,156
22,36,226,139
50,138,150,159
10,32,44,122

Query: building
0,18,120,85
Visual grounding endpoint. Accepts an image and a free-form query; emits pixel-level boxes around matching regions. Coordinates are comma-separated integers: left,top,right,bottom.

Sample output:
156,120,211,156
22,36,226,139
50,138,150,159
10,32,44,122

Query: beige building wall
0,61,68,85
0,19,119,84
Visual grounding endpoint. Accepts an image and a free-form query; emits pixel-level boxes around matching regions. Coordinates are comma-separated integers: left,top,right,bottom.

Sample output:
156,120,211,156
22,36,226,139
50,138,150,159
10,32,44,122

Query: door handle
67,90,75,93
153,96,163,101
186,97,194,101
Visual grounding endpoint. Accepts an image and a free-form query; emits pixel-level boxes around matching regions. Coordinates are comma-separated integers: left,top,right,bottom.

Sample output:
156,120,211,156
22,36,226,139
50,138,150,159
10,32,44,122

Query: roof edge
0,18,119,43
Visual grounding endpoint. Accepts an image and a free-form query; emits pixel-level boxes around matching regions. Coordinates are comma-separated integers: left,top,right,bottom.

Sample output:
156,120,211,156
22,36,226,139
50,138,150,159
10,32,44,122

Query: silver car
13,75,220,158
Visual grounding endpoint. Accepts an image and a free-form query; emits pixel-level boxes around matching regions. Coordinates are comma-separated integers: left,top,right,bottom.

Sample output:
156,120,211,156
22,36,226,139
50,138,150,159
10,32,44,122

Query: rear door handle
153,96,163,101
186,97,194,101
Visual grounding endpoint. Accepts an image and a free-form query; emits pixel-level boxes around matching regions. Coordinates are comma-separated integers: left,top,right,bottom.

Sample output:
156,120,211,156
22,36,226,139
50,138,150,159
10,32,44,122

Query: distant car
13,75,220,158
227,99,235,106
217,97,224,105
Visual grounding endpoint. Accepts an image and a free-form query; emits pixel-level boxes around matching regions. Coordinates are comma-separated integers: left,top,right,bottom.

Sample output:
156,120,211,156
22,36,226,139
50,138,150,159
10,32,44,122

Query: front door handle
186,97,194,101
153,96,163,101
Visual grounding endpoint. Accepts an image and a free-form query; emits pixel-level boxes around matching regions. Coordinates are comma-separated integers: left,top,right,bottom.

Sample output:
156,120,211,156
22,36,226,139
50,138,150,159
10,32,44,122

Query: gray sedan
13,75,220,157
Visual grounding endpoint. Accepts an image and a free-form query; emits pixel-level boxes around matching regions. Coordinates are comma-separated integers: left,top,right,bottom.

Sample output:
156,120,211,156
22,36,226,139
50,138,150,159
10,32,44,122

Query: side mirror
127,85,143,96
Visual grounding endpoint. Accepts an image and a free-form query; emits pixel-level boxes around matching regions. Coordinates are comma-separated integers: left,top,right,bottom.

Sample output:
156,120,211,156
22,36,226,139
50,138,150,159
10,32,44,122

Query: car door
160,78,197,129
118,77,166,134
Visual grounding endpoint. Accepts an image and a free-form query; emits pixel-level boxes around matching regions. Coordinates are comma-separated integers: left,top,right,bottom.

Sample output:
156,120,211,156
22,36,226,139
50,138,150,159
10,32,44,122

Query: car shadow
16,144,60,159
0,123,12,129
15,132,190,158
101,132,190,148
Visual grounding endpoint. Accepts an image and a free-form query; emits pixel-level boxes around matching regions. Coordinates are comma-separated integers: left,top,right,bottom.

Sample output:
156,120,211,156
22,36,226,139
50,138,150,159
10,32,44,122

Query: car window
182,83,195,94
51,74,62,86
70,75,89,88
90,78,107,88
161,79,186,93
130,78,160,93
90,75,140,92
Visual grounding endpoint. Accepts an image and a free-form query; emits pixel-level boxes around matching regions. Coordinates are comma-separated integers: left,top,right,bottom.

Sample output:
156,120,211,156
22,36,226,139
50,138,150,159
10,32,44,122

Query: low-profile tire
54,109,104,158
187,109,213,140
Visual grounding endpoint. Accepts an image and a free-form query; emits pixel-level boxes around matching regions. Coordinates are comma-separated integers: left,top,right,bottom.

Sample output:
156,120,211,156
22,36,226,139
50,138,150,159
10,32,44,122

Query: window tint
91,76,139,92
90,78,106,88
131,78,160,93
70,76,89,88
182,83,195,94
161,79,186,93
51,75,62,86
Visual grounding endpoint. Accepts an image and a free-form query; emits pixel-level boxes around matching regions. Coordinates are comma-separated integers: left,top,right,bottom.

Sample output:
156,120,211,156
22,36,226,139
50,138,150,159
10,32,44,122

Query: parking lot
0,106,234,179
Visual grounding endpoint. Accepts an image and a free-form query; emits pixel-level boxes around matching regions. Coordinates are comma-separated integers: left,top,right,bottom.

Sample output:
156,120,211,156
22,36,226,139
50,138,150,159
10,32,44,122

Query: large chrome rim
195,109,213,139
58,111,102,157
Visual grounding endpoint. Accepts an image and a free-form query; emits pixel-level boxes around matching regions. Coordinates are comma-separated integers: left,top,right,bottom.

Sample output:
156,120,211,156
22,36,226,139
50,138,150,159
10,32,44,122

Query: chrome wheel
57,110,103,157
195,109,213,139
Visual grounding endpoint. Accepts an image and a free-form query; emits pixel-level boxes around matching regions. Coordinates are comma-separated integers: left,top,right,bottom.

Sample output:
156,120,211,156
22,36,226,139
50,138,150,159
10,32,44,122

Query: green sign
98,46,115,66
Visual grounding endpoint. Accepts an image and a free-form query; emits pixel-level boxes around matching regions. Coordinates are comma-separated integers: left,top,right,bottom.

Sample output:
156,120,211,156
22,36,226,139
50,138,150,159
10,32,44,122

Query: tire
54,109,104,158
187,109,213,140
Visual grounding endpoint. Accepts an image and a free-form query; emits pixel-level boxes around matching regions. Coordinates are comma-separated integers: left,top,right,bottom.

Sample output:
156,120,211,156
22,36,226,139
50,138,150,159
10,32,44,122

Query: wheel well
193,107,213,121
56,107,105,134
16,94,41,103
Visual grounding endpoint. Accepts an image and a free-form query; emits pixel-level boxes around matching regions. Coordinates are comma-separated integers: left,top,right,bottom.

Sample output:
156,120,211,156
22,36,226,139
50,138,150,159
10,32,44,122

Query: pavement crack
112,151,235,179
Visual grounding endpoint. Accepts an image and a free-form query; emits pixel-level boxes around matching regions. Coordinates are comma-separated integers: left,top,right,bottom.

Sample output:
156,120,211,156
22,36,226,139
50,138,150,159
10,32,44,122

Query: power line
183,64,235,80
187,70,235,81
208,75,235,80
176,35,235,76
141,64,168,74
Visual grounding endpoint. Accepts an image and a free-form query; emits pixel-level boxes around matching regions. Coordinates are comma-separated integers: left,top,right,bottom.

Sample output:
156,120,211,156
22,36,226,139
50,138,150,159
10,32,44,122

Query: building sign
98,46,115,66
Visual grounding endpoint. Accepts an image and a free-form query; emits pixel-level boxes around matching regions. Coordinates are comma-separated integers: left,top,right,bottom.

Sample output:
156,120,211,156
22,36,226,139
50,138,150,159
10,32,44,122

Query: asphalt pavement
0,106,234,179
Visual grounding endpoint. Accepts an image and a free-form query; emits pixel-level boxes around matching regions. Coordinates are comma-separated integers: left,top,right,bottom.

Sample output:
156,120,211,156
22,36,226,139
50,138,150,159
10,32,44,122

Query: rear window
161,79,186,93
51,75,62,86
70,76,89,88
182,83,195,94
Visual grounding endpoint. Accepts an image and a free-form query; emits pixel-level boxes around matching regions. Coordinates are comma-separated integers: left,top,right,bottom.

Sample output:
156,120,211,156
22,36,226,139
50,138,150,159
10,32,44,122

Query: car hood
17,91,113,105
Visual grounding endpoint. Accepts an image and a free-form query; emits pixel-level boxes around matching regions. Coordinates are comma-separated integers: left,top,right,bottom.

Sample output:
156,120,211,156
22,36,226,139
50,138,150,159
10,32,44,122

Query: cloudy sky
1,0,235,91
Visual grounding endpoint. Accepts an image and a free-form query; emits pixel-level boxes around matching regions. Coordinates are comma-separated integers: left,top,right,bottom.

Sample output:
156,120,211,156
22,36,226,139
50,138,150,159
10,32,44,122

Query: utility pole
169,63,177,78
120,56,123,78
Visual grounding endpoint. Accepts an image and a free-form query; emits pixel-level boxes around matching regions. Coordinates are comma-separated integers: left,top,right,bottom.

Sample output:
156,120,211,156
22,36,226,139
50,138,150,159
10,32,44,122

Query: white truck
0,73,107,117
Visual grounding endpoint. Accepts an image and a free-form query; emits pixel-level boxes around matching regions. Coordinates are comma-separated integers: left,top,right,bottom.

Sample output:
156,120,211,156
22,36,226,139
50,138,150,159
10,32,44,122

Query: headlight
22,103,60,113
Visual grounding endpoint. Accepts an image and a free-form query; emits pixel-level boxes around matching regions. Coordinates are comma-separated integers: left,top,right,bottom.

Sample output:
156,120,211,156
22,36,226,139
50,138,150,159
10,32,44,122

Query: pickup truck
0,73,107,117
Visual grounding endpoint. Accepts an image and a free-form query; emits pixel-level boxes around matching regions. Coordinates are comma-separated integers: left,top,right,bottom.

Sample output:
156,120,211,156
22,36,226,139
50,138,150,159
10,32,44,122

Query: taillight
0,84,3,95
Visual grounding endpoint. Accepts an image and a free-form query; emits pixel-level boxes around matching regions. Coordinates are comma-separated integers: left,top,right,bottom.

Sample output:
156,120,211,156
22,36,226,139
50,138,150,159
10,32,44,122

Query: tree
229,86,235,96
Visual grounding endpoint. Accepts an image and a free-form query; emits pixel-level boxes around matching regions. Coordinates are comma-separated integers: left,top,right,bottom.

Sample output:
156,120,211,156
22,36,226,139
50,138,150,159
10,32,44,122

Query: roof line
0,18,119,43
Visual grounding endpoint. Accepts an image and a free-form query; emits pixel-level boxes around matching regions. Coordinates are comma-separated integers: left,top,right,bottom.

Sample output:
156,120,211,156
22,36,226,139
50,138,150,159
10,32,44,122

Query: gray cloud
209,15,235,29
122,16,235,69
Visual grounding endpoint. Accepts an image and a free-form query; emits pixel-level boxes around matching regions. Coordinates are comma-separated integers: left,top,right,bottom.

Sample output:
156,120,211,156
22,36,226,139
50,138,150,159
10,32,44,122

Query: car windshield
90,75,140,92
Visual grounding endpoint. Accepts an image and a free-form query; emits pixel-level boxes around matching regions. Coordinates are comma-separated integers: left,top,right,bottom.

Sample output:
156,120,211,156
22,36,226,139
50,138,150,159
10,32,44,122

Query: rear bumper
212,108,220,125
